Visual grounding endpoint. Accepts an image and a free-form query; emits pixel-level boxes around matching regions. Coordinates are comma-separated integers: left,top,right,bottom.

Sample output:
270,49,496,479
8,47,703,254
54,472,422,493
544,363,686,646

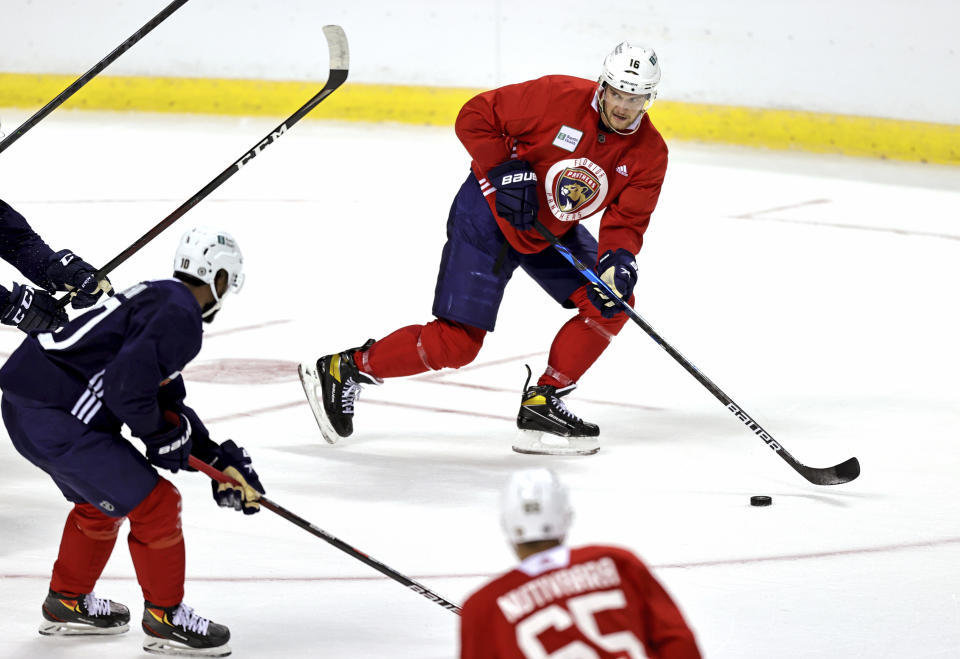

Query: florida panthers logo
545,158,609,222
556,172,598,212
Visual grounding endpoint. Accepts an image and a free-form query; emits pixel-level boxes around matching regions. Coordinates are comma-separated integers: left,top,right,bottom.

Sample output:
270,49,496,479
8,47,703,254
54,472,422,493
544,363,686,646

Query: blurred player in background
0,227,263,657
301,42,668,456
0,199,112,331
460,468,701,658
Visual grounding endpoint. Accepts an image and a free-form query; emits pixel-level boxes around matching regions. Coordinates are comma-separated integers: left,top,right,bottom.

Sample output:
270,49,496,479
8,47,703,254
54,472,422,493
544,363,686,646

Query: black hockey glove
142,411,193,473
487,160,539,230
0,282,68,333
45,249,113,309
209,440,264,515
587,248,638,318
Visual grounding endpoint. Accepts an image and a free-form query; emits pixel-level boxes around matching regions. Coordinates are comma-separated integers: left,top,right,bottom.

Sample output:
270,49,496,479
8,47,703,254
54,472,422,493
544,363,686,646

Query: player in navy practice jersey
300,42,668,456
460,469,701,658
0,227,263,657
0,199,112,332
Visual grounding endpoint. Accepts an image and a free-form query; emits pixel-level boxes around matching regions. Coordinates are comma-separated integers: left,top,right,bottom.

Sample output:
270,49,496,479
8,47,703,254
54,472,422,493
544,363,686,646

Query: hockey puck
750,495,772,507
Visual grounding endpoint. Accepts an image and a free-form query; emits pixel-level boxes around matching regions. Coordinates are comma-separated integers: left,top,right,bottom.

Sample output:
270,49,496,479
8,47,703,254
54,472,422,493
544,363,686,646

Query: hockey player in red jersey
300,42,668,455
460,469,701,658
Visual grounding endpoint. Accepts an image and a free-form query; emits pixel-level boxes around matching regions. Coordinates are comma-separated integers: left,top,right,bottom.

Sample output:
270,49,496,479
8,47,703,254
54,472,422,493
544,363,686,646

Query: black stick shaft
56,25,348,310
0,0,191,155
534,222,859,485
97,28,348,279
188,456,463,615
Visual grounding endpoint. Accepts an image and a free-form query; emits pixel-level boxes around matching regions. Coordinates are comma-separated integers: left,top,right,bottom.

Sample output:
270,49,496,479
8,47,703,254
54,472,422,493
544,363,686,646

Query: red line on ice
205,398,514,424
4,537,958,584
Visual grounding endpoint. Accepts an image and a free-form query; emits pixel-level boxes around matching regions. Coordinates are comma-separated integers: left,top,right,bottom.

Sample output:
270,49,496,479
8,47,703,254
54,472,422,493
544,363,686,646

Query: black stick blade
799,456,860,486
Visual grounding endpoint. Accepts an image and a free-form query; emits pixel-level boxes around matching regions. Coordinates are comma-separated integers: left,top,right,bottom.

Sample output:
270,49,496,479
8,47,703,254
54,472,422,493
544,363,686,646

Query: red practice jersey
455,75,668,258
460,545,700,659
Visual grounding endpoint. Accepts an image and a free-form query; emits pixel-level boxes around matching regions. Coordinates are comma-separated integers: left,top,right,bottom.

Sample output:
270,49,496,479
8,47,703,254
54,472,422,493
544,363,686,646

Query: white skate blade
143,636,232,657
512,430,600,456
39,619,129,636
297,361,340,444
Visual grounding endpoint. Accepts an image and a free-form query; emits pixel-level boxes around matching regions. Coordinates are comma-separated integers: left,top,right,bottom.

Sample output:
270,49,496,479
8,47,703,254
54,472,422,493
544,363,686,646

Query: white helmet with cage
500,468,573,545
173,227,244,319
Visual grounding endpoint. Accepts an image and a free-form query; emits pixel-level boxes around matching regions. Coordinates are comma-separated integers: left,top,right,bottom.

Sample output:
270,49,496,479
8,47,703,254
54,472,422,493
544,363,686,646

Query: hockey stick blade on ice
534,222,860,486
0,0,192,155
188,455,464,615
59,25,349,307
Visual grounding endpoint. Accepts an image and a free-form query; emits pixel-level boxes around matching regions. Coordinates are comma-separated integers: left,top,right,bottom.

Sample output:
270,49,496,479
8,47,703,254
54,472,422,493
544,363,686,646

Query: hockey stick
0,0,191,155
56,24,349,308
187,455,463,615
534,222,860,486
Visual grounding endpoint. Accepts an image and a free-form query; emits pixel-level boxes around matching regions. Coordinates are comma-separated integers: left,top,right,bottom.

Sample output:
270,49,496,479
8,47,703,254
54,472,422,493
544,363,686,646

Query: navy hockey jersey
0,279,204,438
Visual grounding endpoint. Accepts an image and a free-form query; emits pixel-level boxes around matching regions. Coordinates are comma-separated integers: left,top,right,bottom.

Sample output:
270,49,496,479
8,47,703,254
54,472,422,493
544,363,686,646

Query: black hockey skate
39,589,130,636
514,366,600,456
298,339,380,444
142,601,231,657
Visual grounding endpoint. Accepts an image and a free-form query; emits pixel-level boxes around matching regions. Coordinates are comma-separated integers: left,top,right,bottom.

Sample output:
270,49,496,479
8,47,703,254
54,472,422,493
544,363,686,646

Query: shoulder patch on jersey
552,125,583,152
121,282,149,299
544,158,609,222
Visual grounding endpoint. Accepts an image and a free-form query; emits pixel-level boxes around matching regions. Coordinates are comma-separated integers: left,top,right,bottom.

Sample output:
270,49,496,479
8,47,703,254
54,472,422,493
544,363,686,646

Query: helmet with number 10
173,227,244,321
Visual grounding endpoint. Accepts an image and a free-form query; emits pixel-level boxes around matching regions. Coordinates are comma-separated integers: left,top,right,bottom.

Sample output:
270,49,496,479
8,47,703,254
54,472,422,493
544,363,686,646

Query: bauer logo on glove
497,170,537,186
487,160,540,230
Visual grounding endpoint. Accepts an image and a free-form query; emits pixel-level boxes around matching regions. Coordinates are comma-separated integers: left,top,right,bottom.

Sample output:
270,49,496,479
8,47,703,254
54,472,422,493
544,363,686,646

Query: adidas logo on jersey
615,164,628,176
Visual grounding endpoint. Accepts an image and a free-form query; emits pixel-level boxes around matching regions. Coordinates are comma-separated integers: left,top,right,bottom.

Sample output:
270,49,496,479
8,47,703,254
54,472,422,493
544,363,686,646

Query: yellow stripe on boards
650,101,960,166
1,72,958,165
0,72,476,124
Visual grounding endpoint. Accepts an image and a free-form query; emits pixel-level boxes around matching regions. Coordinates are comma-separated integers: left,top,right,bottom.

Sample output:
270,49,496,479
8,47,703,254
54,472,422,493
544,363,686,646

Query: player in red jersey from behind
460,469,701,659
300,42,668,456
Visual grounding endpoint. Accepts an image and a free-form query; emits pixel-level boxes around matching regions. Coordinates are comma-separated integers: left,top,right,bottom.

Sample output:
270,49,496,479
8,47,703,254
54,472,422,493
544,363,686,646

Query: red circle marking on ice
184,359,298,385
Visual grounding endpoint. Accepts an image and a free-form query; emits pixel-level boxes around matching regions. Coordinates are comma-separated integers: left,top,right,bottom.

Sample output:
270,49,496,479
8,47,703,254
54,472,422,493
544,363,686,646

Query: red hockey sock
127,478,185,607
361,319,486,379
49,503,123,596
539,286,631,388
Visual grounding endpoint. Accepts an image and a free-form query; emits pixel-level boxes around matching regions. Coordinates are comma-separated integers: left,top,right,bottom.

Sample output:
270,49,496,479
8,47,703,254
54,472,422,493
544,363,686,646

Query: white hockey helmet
173,227,244,319
600,41,661,99
500,468,573,545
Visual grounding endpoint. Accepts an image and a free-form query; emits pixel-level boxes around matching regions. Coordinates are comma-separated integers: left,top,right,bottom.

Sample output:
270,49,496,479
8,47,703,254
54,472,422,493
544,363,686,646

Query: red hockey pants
357,286,631,387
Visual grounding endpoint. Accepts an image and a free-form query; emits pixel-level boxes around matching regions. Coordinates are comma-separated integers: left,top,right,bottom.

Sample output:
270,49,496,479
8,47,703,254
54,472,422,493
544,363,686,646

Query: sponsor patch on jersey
552,125,583,152
544,158,609,222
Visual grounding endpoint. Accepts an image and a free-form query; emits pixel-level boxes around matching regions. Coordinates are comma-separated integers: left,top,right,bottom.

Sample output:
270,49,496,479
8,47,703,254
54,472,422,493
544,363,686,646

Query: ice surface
0,109,958,658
